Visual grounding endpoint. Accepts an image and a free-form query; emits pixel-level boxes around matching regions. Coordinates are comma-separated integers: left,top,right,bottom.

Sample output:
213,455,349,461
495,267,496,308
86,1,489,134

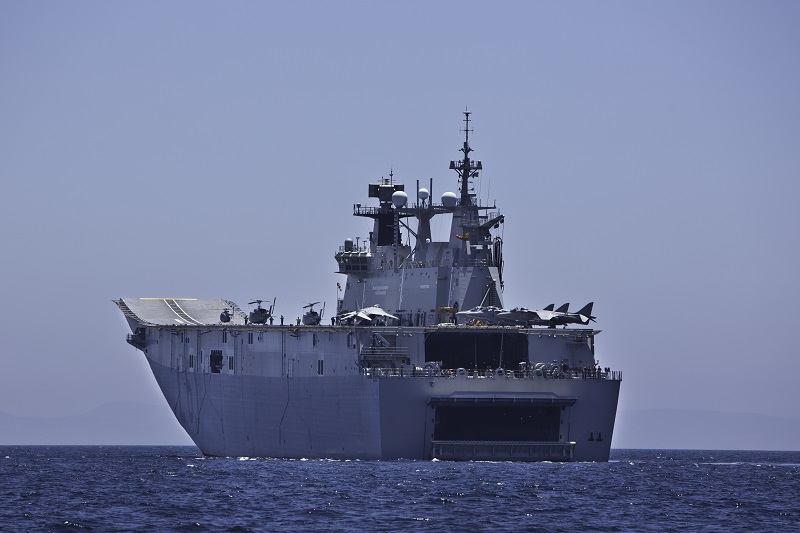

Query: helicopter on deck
302,302,325,325
248,298,276,324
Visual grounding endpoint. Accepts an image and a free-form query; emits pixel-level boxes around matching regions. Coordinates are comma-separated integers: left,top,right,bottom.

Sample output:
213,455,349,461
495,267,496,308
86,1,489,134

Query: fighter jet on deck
496,302,596,328
455,305,508,324
338,305,398,325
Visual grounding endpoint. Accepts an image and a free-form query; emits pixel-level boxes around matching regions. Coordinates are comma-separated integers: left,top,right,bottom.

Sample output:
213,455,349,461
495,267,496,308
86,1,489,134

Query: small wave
5,446,799,532
700,461,800,467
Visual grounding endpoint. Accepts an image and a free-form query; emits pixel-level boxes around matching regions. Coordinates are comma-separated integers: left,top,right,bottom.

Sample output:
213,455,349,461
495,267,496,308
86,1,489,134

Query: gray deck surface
121,297,246,326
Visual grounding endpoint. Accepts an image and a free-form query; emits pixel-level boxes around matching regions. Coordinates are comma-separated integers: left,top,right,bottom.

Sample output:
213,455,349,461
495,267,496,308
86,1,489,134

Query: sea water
1,446,798,532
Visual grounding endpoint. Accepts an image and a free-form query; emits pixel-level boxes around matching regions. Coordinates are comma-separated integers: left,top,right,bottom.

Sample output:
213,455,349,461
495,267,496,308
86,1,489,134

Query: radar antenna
462,108,473,146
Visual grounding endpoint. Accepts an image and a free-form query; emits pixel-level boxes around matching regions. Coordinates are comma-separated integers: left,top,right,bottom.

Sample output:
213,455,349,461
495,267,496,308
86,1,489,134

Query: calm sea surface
1,446,798,532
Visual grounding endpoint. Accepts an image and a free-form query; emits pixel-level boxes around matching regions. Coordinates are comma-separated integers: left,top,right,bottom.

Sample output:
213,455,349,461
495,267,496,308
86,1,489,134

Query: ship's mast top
463,110,472,150
450,109,482,206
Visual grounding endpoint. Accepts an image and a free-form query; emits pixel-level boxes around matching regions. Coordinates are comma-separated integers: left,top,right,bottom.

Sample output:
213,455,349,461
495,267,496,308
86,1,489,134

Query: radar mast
449,110,483,207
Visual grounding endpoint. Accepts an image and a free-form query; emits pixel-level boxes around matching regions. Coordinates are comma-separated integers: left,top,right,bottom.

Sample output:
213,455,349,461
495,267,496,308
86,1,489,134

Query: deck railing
362,366,622,381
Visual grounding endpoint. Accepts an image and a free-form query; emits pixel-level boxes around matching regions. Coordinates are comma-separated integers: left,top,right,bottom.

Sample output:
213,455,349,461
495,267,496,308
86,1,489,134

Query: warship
115,112,621,461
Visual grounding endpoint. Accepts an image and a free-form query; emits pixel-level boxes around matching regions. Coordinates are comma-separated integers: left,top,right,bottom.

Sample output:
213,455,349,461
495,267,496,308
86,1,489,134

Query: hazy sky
1,2,798,444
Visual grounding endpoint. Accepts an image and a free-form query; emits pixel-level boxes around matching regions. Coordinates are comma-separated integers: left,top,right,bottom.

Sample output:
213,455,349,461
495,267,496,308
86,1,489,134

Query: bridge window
248,332,253,345
222,330,228,344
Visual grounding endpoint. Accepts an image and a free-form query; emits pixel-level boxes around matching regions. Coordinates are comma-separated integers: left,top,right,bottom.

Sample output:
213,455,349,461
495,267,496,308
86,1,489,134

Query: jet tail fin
543,303,555,311
576,302,595,323
555,303,569,313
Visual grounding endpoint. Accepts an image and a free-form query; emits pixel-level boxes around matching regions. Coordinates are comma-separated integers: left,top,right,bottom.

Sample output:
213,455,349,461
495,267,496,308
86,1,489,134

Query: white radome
392,190,408,208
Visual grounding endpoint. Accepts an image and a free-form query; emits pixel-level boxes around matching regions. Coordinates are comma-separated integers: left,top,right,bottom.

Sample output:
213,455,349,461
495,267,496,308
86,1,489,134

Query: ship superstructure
115,113,621,461
336,112,504,323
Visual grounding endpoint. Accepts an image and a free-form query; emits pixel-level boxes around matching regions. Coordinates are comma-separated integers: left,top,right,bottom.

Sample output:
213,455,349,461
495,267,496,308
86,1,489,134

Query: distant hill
0,402,194,445
613,409,800,451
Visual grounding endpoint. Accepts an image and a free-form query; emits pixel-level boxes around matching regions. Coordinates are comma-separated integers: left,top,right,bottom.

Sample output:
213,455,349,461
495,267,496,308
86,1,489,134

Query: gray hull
132,321,620,462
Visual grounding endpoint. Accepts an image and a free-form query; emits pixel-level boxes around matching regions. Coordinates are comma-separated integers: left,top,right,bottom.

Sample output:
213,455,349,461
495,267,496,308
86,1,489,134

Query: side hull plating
138,323,620,461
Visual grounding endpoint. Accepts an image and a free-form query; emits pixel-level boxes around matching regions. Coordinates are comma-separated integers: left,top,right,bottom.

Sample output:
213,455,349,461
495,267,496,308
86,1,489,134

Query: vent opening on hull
210,350,223,373
424,330,527,370
433,405,561,442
